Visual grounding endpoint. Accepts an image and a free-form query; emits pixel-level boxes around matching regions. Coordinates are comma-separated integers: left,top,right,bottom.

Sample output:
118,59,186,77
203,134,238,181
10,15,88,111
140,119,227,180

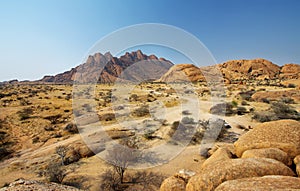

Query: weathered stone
215,175,300,191
202,148,232,168
186,158,295,191
160,176,186,191
0,178,83,191
241,148,291,165
234,120,300,158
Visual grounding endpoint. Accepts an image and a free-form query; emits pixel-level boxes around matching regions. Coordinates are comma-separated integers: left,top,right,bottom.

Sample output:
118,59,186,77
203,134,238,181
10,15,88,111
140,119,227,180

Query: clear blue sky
0,0,300,81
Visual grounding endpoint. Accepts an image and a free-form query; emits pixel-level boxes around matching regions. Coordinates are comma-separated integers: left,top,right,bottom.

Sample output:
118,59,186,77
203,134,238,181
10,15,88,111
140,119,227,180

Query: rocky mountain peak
39,50,173,83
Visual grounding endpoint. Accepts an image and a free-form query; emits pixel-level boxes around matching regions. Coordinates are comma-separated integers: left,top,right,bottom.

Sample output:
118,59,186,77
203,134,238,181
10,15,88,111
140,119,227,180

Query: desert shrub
239,90,256,101
252,111,278,122
271,101,299,120
129,171,165,189
65,94,72,100
281,97,295,104
44,162,67,184
0,131,7,145
99,113,116,121
252,101,300,122
82,103,92,112
181,116,195,124
19,98,31,106
169,121,194,142
73,110,83,117
32,136,40,143
63,175,87,190
287,83,296,88
129,94,138,102
261,98,270,104
18,108,33,120
44,126,54,131
65,147,81,165
231,100,238,107
64,123,78,134
132,105,149,117
100,169,165,191
210,102,234,116
100,169,121,191
241,100,249,106
143,130,156,140
157,119,168,126
0,147,10,161
170,121,180,134
2,182,9,188
182,110,191,115
237,106,247,115
44,114,62,124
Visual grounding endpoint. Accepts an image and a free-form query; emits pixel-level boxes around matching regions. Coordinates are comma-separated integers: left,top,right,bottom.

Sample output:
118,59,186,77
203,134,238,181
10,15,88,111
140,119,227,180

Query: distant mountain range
2,50,300,84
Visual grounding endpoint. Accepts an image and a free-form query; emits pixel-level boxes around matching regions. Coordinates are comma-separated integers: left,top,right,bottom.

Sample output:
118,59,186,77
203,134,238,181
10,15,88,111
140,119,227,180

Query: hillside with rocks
158,58,300,84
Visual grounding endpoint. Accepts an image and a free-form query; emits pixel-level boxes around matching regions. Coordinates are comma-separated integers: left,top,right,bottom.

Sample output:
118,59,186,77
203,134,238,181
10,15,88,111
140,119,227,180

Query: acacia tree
106,144,138,183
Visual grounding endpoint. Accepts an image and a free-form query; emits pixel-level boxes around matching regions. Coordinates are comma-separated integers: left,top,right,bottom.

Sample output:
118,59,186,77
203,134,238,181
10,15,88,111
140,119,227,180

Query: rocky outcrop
160,170,196,191
39,50,173,83
220,58,280,81
158,64,206,82
158,59,300,84
160,176,186,191
251,90,300,102
215,175,300,191
280,63,300,79
207,143,235,157
234,120,300,158
220,59,280,80
186,158,295,191
201,147,232,168
241,148,291,166
0,179,83,191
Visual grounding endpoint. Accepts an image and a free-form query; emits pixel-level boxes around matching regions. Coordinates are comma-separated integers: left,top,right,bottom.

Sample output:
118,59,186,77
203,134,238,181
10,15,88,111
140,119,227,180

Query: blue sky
0,0,300,81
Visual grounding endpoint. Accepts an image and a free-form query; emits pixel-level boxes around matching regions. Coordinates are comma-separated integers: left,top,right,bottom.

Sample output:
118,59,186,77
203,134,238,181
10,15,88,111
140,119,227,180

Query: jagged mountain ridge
38,50,174,83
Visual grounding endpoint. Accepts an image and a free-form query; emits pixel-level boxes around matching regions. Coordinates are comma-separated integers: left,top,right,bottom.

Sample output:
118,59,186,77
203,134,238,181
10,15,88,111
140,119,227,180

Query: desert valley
0,50,300,191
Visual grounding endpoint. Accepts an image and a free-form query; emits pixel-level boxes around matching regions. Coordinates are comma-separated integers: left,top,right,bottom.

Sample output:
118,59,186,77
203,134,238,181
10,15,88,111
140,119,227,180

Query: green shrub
252,101,300,122
231,100,238,107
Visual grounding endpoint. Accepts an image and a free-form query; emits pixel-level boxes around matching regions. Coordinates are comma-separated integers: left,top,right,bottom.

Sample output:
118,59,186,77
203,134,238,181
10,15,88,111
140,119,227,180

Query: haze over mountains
2,50,300,84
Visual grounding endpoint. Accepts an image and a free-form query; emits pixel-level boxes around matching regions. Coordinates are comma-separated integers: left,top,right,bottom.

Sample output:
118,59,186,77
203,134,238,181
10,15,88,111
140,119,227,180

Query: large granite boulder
215,175,300,191
234,120,300,158
186,158,295,191
241,148,291,166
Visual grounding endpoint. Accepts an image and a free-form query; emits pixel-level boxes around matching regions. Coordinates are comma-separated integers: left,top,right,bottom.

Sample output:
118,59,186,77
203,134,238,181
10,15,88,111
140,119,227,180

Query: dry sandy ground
1,83,293,190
